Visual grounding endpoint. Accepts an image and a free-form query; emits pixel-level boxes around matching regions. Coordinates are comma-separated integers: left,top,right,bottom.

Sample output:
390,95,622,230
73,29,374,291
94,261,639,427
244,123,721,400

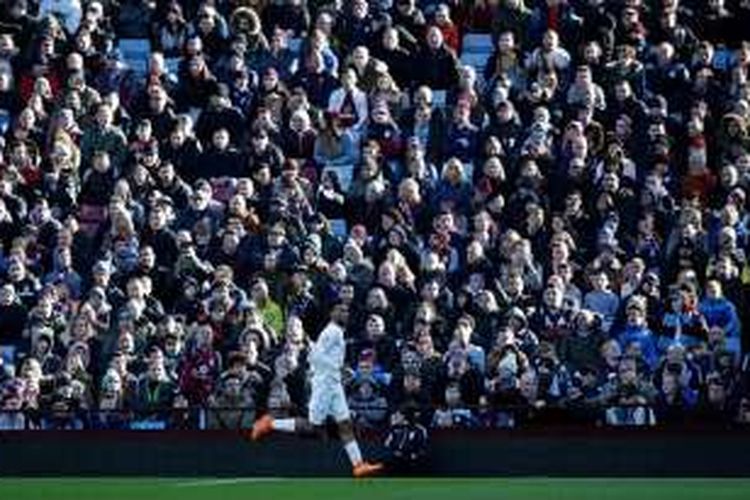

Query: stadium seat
460,52,491,72
432,90,447,108
461,33,493,55
118,38,151,75
329,219,348,240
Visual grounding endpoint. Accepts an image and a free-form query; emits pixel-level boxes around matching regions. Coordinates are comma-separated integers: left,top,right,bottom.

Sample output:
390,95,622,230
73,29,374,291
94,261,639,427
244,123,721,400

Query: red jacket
19,70,62,104
438,23,461,54
179,347,221,404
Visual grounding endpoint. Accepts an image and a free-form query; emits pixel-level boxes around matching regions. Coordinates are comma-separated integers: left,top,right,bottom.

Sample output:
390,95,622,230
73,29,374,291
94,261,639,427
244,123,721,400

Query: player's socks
271,418,296,432
344,440,363,466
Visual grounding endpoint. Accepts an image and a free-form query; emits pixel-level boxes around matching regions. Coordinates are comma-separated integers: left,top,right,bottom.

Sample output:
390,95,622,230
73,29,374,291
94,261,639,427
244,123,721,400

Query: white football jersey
309,321,345,382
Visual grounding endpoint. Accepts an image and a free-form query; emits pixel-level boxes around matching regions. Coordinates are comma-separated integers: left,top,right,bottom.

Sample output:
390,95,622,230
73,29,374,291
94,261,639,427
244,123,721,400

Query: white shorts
308,378,350,425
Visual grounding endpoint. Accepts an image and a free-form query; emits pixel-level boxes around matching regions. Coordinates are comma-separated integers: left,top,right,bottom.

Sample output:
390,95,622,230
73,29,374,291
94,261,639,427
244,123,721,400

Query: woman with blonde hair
48,130,81,171
369,71,406,121
105,207,140,273
43,130,82,218
433,157,471,213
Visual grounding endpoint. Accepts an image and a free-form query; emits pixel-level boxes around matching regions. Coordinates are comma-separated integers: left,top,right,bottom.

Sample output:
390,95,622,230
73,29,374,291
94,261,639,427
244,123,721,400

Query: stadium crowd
2,0,750,431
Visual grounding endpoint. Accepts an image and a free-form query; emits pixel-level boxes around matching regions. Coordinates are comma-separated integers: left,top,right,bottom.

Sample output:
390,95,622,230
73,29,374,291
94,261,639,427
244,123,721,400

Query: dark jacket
414,45,459,91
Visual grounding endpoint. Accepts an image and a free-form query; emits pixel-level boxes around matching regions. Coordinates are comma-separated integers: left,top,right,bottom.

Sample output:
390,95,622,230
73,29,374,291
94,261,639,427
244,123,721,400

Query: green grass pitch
0,478,749,500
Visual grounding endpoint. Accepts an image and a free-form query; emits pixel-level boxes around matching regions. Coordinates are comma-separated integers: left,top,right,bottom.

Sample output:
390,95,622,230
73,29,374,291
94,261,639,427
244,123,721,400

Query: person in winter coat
116,0,154,39
328,68,369,134
616,297,659,371
560,309,604,373
39,0,81,35
373,27,413,89
433,4,460,54
313,111,358,167
179,323,222,405
414,26,459,91
79,150,114,206
0,284,27,352
80,103,127,174
207,373,255,429
291,51,338,109
492,0,534,51
155,1,188,57
583,270,620,334
384,407,429,471
199,128,244,179
660,287,709,351
699,279,741,353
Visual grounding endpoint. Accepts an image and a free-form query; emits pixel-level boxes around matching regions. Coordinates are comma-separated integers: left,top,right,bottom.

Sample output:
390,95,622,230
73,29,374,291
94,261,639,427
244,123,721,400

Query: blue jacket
699,297,741,339
617,324,659,369
583,290,620,332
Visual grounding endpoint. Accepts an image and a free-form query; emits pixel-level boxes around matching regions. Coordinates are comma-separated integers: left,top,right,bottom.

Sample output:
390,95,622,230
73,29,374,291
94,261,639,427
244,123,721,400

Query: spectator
134,356,176,421
431,382,478,429
583,270,620,334
0,0,749,433
207,374,255,430
700,279,742,353
80,103,128,173
0,284,27,351
433,4,459,54
601,357,657,427
328,68,368,134
0,378,28,429
616,297,660,371
415,26,459,91
384,408,429,471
